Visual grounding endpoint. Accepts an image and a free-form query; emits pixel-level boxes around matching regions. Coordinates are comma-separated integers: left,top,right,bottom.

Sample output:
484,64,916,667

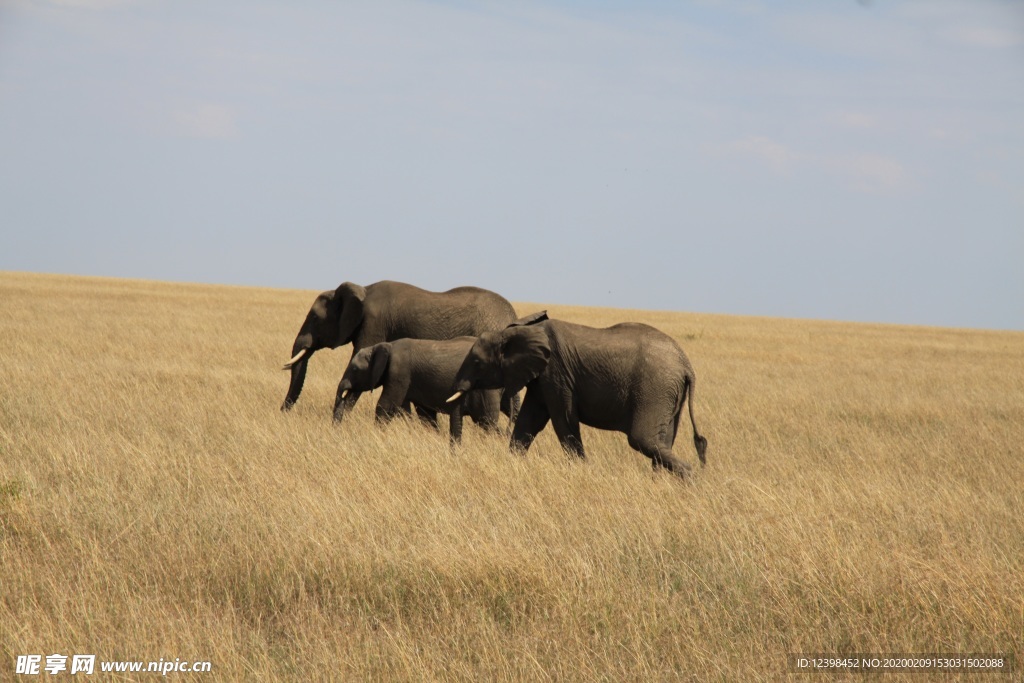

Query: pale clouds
834,111,878,130
0,0,1019,329
42,0,136,9
896,1,1024,49
172,103,238,139
721,136,802,174
720,135,909,193
940,26,1024,49
828,154,909,193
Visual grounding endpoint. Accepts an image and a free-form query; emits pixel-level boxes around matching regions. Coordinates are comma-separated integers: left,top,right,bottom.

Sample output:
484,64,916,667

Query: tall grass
1,271,1021,680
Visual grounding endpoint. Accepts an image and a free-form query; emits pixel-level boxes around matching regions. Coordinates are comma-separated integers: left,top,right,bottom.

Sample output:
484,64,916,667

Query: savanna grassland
1,271,1022,681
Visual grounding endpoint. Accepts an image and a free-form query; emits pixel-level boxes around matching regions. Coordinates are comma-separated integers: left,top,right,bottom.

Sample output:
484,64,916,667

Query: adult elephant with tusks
280,280,519,421
448,312,708,477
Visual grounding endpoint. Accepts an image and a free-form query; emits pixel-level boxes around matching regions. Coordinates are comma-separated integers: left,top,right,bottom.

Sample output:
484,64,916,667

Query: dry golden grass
1,271,1021,681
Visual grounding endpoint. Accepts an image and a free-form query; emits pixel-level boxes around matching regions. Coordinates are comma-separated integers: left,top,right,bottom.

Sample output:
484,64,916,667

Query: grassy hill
1,271,1021,680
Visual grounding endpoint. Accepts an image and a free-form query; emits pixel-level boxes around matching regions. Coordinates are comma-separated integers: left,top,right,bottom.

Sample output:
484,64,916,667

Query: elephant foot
649,453,693,480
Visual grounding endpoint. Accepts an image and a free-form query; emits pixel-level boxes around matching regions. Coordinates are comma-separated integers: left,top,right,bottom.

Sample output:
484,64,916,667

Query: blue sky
1,0,1021,329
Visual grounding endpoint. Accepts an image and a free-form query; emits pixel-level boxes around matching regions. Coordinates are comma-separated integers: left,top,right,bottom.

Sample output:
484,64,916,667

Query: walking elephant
280,280,518,421
448,313,708,476
335,337,502,443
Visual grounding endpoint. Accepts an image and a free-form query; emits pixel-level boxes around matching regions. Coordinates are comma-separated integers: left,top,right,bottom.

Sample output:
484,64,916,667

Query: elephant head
332,343,391,422
281,282,366,411
449,312,550,402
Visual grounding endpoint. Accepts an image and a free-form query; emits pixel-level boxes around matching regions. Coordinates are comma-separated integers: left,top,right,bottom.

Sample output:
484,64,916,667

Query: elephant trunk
500,390,520,426
333,390,360,423
281,355,310,411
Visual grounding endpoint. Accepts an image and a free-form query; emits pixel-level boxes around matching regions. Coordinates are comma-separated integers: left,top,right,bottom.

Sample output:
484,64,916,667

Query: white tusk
340,389,349,400
282,348,307,370
446,391,464,404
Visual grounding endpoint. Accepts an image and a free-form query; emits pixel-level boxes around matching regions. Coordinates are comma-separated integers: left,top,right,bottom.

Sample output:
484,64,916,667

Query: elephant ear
335,282,367,346
499,325,550,392
506,310,548,328
369,343,391,389
311,294,331,320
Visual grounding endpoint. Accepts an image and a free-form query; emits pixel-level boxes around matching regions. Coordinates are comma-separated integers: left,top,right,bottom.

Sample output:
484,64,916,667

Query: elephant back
374,283,517,342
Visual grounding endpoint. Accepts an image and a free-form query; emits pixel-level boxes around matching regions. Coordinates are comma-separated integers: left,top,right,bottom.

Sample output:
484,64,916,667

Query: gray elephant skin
449,313,708,476
280,280,517,420
336,337,502,443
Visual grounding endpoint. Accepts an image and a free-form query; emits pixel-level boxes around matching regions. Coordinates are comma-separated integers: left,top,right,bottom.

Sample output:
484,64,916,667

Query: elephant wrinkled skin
450,313,708,476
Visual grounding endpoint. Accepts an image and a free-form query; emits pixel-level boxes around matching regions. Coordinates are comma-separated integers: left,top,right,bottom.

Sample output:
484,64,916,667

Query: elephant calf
449,313,708,476
336,337,503,443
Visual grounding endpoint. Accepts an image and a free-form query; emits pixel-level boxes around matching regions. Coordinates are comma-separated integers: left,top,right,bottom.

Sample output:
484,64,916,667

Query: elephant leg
333,387,362,423
375,399,405,424
628,432,692,478
415,405,440,431
473,412,500,432
510,388,550,455
549,410,585,459
472,391,502,432
376,386,412,425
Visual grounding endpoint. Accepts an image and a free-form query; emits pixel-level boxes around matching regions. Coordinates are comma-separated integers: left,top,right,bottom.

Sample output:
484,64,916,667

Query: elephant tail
683,374,707,466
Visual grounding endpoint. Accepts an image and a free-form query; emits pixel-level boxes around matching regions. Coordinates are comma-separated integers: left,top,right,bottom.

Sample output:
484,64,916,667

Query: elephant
280,280,518,421
335,337,502,443
448,312,708,476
